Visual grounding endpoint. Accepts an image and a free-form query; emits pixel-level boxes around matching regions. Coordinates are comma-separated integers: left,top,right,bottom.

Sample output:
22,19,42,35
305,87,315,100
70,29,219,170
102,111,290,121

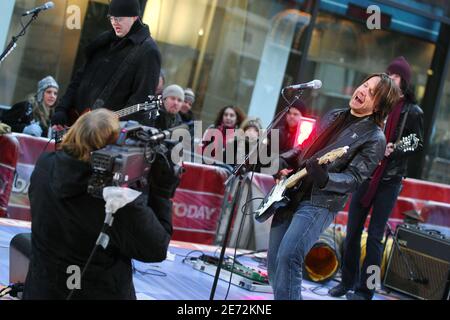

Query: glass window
143,0,312,128
297,12,435,118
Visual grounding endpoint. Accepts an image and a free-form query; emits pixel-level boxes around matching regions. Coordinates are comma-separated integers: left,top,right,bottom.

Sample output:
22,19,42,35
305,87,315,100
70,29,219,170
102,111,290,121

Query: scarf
360,99,405,207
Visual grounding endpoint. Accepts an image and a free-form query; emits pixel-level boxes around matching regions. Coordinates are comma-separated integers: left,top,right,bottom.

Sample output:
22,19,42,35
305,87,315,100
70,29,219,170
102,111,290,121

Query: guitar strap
395,104,410,145
92,44,142,110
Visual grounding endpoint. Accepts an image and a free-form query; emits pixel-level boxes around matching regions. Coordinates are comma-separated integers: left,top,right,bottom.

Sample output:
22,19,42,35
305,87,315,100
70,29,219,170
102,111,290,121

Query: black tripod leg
209,175,244,300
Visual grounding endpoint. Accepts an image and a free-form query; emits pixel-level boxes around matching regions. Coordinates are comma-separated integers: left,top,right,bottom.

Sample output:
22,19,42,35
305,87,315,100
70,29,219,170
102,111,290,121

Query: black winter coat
0,101,49,137
383,103,424,180
281,108,386,212
23,151,173,300
52,21,161,126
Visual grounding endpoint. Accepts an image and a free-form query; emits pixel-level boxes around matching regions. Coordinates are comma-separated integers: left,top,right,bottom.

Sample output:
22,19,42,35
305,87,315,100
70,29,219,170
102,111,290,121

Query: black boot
328,283,350,297
346,291,371,300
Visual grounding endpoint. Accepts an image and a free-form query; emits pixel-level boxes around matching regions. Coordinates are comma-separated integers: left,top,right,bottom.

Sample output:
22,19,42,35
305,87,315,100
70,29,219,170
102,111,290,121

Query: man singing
329,57,424,300
52,0,161,127
268,73,401,300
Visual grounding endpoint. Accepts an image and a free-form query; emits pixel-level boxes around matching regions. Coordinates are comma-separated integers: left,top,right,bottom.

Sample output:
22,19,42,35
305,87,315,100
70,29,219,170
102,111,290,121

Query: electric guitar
394,133,420,152
254,146,349,223
53,100,161,143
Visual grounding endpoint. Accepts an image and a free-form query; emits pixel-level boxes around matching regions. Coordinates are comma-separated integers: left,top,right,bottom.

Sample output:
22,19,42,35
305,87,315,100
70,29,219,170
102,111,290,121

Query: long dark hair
213,105,246,128
362,73,402,127
400,78,418,104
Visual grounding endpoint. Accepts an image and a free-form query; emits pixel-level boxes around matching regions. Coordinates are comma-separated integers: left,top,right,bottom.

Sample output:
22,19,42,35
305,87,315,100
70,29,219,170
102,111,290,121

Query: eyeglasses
107,15,125,23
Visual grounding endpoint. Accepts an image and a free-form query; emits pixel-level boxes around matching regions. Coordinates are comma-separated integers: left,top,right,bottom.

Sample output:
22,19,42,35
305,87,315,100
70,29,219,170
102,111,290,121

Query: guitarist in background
329,57,424,300
52,0,161,128
268,73,401,300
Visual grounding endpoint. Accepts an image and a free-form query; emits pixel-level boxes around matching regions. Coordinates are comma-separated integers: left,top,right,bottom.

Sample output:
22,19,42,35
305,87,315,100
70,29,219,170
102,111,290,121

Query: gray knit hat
37,76,59,103
184,88,195,104
162,84,185,101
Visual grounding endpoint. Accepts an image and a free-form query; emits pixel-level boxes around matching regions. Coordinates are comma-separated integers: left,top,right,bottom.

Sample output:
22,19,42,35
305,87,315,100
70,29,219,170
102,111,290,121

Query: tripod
209,89,305,300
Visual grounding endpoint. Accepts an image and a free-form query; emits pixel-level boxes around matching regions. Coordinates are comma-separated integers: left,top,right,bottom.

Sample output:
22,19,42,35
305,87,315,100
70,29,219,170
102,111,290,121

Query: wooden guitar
254,146,349,223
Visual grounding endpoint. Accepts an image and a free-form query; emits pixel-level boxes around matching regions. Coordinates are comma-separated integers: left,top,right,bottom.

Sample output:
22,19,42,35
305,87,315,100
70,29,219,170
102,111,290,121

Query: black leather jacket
383,103,424,181
280,108,386,212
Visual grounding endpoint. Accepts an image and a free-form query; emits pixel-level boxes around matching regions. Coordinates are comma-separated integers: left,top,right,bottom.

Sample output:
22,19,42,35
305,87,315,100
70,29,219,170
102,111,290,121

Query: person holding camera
23,109,179,300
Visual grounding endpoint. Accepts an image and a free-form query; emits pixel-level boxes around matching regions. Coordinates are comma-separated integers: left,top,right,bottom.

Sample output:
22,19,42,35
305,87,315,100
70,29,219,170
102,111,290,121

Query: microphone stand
209,88,304,300
0,12,40,65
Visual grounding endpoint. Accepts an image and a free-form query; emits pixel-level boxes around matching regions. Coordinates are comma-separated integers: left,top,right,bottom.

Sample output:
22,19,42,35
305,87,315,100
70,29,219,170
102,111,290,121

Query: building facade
0,0,449,184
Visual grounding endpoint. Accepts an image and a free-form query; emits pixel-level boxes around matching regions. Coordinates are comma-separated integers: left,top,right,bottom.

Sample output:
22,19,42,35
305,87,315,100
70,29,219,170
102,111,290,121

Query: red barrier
6,134,55,221
0,135,19,217
1,134,449,245
172,163,230,244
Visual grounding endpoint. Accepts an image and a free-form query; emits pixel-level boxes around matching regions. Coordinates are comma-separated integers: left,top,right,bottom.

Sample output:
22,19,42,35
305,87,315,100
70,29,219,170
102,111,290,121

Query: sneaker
328,283,350,297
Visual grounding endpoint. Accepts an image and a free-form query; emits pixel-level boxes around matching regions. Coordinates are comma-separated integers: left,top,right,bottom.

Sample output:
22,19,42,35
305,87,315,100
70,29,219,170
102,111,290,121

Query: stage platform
0,218,406,300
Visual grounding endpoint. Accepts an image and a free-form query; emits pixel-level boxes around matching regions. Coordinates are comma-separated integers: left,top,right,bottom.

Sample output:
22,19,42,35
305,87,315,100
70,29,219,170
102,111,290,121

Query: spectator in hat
51,0,161,127
266,99,308,170
1,76,59,138
223,117,264,170
151,84,184,130
180,88,196,124
155,69,166,96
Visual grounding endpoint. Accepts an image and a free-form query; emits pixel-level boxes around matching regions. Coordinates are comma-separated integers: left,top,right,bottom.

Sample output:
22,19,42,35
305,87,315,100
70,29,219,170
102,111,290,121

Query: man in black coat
23,109,179,299
52,0,161,126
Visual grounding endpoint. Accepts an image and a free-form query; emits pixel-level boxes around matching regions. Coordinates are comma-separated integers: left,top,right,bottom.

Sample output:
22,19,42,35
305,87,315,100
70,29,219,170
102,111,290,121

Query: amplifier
383,224,450,300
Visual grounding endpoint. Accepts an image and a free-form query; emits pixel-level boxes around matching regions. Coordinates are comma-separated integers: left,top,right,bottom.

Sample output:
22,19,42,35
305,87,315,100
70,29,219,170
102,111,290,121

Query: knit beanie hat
184,88,195,104
241,117,262,132
108,0,141,17
386,56,412,86
37,76,59,103
163,85,185,101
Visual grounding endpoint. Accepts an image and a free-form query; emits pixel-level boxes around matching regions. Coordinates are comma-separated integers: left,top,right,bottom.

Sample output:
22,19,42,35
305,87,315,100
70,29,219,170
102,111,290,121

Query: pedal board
191,259,273,293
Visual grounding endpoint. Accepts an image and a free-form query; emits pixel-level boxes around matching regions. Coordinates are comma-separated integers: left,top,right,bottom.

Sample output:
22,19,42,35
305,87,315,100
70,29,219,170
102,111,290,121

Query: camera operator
23,109,179,300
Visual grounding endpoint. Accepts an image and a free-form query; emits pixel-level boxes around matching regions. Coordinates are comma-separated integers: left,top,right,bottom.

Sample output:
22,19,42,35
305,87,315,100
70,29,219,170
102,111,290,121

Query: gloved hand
0,123,11,135
23,122,43,137
148,149,182,199
306,158,329,189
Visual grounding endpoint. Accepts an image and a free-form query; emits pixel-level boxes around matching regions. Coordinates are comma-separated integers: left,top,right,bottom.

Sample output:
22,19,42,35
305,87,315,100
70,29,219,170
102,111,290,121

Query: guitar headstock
140,96,162,111
395,133,420,152
318,146,349,165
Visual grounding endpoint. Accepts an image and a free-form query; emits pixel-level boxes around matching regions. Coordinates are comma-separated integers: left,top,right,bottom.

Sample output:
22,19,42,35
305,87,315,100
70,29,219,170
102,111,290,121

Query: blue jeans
267,201,336,300
341,178,402,299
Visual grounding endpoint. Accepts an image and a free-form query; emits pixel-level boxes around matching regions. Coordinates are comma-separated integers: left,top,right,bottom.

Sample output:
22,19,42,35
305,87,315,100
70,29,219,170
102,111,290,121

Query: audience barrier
0,134,449,247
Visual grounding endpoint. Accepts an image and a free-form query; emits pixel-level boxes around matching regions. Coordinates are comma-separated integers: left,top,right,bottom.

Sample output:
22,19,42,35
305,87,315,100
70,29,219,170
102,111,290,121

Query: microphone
22,1,54,16
285,80,322,90
149,124,189,143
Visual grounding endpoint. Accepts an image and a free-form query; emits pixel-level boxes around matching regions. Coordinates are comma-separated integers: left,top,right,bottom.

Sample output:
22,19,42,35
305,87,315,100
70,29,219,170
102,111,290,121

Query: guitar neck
115,104,141,118
285,168,308,189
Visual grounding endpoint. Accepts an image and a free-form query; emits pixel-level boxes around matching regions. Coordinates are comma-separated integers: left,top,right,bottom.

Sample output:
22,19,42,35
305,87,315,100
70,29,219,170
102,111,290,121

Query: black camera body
87,121,181,198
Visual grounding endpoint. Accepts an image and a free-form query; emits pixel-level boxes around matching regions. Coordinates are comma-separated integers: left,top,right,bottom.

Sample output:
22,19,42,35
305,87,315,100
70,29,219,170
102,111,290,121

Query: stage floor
0,218,406,300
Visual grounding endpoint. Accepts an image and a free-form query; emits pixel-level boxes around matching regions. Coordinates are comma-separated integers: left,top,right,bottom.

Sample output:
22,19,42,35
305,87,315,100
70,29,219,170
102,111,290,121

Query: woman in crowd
1,76,59,138
201,105,246,160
